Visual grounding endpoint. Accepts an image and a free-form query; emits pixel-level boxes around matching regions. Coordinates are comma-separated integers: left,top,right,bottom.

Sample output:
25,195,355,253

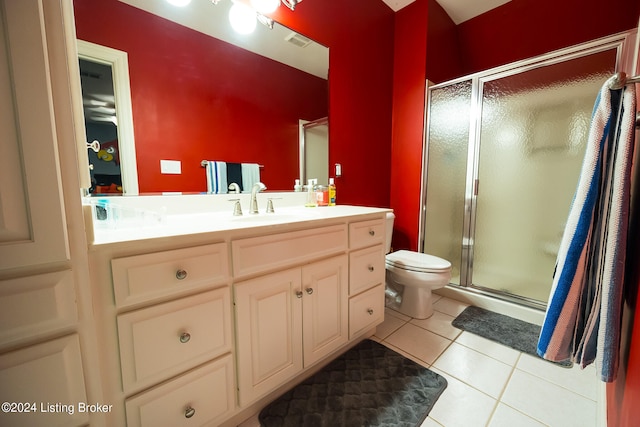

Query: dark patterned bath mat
452,306,572,367
258,339,447,427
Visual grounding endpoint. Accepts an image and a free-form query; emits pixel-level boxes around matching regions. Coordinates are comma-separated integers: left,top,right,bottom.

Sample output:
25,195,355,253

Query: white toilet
384,212,452,319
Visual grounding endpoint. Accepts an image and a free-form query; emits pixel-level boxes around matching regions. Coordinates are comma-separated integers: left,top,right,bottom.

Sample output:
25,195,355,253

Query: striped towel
205,161,228,194
537,76,636,382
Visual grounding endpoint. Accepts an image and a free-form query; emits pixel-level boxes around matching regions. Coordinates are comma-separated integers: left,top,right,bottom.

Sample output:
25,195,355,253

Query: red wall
390,0,460,251
74,0,328,193
457,0,640,76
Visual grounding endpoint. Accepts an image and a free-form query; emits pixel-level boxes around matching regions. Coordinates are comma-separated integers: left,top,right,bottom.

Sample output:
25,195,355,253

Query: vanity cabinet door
301,255,348,367
234,268,303,407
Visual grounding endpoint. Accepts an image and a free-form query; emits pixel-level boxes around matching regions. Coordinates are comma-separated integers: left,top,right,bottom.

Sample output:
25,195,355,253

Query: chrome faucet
250,182,267,214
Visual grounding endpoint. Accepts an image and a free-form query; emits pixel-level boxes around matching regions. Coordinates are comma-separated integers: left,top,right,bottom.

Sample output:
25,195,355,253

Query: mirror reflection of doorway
79,58,122,194
77,40,138,195
300,117,329,185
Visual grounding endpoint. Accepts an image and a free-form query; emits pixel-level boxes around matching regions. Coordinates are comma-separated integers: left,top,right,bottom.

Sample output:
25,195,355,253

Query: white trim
77,40,139,195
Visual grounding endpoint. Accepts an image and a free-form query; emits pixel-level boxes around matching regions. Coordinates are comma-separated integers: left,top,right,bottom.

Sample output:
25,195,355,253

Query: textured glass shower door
422,39,622,307
471,49,617,303
423,80,472,286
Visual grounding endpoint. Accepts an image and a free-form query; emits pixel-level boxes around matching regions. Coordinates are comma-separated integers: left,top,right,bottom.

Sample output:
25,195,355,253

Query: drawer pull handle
184,406,196,418
367,308,374,315
176,269,188,280
369,230,376,236
295,291,303,299
306,288,314,295
368,265,375,272
179,332,191,343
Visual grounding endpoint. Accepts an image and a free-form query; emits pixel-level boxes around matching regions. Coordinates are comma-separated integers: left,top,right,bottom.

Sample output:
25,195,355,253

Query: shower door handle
474,179,479,196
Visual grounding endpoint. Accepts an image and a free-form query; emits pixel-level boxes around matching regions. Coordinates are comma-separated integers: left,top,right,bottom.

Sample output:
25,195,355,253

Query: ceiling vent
284,31,312,48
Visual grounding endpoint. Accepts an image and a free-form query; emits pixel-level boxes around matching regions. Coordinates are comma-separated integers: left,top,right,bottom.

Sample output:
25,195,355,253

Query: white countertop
87,203,391,245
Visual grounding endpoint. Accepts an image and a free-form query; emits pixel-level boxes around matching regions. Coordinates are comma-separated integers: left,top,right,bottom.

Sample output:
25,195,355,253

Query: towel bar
201,160,264,168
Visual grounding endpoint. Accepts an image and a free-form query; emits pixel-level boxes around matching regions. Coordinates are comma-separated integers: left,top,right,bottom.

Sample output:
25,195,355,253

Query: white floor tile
410,311,463,340
385,307,412,321
429,368,497,427
501,369,598,427
516,353,599,400
432,342,513,399
421,416,444,426
384,322,451,365
375,312,408,339
432,297,469,317
454,331,520,366
488,403,546,427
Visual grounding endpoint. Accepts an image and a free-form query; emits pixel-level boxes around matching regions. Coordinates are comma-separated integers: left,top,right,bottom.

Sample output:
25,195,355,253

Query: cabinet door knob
295,291,303,298
184,406,196,418
179,332,191,343
305,287,314,295
367,308,374,315
176,269,188,280
369,230,375,236
368,265,375,272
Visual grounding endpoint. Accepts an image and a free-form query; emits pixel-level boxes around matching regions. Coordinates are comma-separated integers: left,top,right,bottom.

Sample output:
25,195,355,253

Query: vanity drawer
349,285,384,340
125,354,235,427
232,224,347,277
112,243,229,309
349,219,384,250
349,245,385,296
117,288,232,393
0,270,77,351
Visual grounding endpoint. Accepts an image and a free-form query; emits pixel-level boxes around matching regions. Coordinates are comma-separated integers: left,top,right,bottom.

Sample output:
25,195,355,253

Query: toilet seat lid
386,250,451,273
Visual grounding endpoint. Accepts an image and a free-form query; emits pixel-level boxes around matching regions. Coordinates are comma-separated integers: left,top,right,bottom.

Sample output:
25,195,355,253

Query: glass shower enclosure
421,33,628,309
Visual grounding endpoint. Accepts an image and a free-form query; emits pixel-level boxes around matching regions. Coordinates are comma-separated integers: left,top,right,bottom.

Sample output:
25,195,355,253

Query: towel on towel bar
205,161,227,194
241,163,261,193
537,76,636,382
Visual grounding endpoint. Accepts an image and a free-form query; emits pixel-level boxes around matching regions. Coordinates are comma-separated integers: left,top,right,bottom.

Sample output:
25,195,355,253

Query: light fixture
281,0,302,10
166,0,192,7
251,0,280,14
229,2,257,34
208,0,304,34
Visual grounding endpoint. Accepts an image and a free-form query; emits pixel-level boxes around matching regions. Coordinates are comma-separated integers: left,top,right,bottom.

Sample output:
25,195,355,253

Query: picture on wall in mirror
79,58,122,195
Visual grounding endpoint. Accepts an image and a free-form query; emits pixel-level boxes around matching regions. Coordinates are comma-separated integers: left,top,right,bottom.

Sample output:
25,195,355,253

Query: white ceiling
382,0,512,24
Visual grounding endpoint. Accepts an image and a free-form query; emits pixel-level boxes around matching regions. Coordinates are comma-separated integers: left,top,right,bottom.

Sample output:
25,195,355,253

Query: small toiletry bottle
316,185,328,206
305,179,316,207
328,178,336,206
294,179,302,192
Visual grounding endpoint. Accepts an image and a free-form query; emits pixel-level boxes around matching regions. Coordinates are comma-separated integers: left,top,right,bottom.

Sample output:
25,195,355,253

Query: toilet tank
385,212,395,254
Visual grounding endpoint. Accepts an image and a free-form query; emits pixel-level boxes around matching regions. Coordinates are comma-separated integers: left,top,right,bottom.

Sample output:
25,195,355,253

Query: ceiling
382,0,511,24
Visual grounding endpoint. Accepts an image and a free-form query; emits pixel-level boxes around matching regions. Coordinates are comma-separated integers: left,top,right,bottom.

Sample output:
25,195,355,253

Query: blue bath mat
258,339,447,427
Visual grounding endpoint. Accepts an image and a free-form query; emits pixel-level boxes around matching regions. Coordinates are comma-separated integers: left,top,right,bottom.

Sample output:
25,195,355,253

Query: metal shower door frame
419,32,630,309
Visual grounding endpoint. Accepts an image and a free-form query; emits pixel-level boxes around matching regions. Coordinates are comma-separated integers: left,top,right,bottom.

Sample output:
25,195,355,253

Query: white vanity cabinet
234,255,348,406
348,219,386,339
109,244,235,427
90,209,388,426
0,2,95,427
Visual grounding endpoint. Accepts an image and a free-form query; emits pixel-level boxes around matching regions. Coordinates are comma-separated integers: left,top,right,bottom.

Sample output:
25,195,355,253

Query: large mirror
73,0,329,195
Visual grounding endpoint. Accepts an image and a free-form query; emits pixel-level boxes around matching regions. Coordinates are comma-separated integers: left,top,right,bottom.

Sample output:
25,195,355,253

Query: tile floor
240,294,603,427
373,295,603,427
